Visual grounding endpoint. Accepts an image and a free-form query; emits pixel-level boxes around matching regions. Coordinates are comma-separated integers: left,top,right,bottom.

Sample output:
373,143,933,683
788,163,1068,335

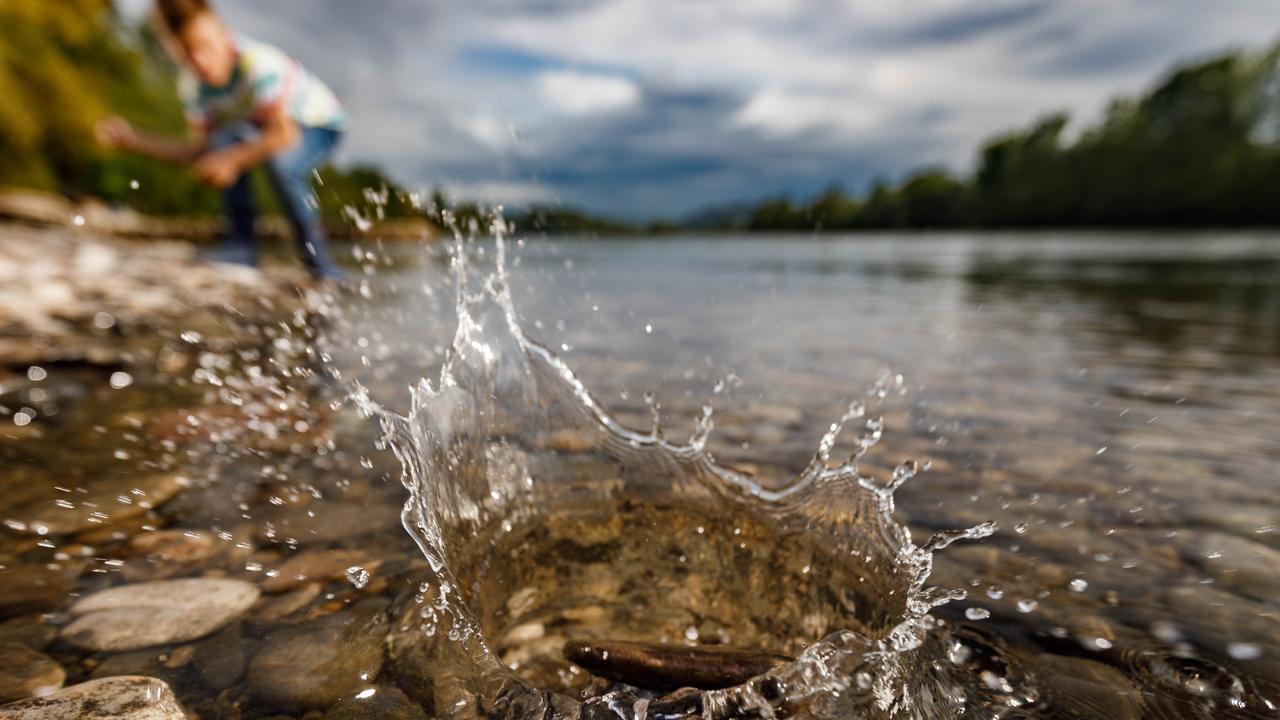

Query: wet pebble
191,622,246,691
262,549,381,593
61,577,259,652
1180,501,1280,549
258,502,400,547
4,473,187,537
1184,531,1280,599
253,582,323,623
87,649,171,682
0,617,57,651
0,642,65,702
322,686,428,720
0,675,186,719
0,566,76,619
121,529,219,581
247,598,389,711
1029,654,1144,719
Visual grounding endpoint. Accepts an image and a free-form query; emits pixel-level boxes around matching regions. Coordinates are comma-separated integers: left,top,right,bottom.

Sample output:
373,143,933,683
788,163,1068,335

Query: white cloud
537,70,641,115
734,87,877,138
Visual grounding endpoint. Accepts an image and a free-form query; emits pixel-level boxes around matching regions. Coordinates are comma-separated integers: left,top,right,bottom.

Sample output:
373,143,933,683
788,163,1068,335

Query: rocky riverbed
1,231,1278,719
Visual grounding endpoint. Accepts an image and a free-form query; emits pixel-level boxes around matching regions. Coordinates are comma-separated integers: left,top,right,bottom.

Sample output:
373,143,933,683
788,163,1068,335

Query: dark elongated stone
563,639,791,690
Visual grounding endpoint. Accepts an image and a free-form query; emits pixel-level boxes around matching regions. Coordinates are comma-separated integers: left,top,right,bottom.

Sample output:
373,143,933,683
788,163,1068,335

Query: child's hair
155,0,213,34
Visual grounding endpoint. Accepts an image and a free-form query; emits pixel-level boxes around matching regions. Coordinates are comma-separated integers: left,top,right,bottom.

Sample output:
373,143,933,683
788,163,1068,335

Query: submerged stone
247,598,389,711
60,578,259,652
0,643,65,702
0,566,76,620
323,686,428,720
0,617,58,651
562,640,791,690
0,676,185,720
4,474,187,537
262,549,380,593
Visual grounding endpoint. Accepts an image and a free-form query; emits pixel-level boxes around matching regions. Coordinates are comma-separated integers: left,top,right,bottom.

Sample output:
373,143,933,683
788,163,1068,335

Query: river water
2,231,1278,718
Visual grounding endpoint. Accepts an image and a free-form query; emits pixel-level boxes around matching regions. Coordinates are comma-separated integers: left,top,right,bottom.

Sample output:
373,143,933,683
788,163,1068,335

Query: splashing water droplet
1227,643,1261,661
346,565,371,589
350,223,996,720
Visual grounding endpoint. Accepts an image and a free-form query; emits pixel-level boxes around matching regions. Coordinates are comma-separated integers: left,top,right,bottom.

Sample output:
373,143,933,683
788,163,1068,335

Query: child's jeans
208,123,344,280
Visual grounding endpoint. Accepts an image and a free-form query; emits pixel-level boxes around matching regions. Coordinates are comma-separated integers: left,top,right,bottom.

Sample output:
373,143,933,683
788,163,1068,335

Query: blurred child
98,0,347,280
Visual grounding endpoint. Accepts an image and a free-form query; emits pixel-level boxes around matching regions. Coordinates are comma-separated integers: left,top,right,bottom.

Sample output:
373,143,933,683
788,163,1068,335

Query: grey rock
61,577,259,652
192,622,246,691
0,676,185,720
0,643,65,703
248,598,390,711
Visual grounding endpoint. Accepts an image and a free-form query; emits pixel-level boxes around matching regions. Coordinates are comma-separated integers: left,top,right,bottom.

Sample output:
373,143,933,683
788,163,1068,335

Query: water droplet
1069,579,1089,592
684,626,699,641
72,214,85,227
26,366,48,382
109,372,134,390
1227,642,1261,661
965,607,991,621
347,565,371,589
1016,599,1038,613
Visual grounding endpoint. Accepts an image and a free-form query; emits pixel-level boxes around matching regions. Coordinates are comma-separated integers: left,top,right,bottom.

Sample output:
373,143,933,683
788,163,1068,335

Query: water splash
355,216,995,719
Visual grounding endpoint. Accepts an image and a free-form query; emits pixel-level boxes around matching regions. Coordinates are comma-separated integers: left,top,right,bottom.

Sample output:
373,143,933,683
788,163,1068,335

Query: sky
120,0,1280,219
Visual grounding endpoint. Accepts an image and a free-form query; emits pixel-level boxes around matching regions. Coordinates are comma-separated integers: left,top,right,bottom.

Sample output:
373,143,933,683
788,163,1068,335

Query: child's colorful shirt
180,35,347,132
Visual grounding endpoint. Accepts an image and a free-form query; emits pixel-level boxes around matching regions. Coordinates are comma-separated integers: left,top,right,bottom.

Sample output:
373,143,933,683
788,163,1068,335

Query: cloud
118,0,1280,217
537,71,640,116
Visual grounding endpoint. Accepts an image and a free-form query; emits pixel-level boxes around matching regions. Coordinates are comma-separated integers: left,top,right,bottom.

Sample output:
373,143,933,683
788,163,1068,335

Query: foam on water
354,218,996,719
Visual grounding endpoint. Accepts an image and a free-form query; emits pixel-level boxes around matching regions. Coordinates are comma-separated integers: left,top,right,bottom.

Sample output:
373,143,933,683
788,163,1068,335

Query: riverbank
0,189,435,244
0,220,309,371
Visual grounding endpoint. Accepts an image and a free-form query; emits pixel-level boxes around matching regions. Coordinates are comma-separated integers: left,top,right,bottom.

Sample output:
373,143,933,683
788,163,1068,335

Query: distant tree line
737,45,1280,230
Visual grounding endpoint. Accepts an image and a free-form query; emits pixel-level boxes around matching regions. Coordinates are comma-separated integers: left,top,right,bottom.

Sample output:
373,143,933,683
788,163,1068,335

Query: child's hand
96,116,137,150
194,150,243,189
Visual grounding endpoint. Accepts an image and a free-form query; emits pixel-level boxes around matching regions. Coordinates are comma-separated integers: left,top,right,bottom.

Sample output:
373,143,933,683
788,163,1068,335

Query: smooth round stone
0,676,185,719
323,686,428,720
0,566,76,619
5,474,187,537
0,617,58,651
122,530,219,581
1029,654,1144,719
261,549,379,593
1185,532,1280,598
247,599,389,711
61,578,259,652
253,582,323,623
192,623,246,691
0,642,65,702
